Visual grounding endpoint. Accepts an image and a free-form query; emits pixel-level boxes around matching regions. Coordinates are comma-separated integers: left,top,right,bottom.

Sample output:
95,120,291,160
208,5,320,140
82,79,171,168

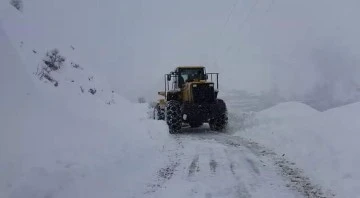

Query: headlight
209,84,214,87
193,84,197,87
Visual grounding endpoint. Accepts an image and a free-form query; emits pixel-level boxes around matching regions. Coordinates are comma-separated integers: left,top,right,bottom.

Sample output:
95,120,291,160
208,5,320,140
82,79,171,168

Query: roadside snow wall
239,101,360,198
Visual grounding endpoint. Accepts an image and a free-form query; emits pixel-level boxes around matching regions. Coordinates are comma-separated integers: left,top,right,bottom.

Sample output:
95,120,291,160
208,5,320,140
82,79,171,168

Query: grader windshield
177,67,206,87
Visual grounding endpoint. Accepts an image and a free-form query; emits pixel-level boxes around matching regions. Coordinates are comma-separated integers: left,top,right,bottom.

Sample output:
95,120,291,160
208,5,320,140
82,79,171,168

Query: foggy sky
108,0,360,101
4,0,360,102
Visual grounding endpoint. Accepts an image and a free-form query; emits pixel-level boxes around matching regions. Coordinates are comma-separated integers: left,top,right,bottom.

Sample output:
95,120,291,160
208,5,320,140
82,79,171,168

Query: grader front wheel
153,104,165,120
165,100,182,134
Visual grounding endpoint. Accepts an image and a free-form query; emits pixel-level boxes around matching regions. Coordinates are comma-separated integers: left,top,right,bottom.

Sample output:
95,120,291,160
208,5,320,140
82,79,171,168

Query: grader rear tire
209,113,228,131
209,99,228,132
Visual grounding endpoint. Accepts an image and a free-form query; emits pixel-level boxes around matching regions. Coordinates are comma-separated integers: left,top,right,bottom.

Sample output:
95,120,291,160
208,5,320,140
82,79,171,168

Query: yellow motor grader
153,66,228,133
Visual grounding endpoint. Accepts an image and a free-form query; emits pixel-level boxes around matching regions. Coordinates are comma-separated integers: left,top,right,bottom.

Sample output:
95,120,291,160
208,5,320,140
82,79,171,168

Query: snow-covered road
142,125,329,198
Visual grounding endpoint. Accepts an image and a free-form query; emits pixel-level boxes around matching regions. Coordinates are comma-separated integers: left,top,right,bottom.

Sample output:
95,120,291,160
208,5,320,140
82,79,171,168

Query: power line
212,0,261,66
212,0,241,68
237,0,260,33
222,0,241,36
218,0,260,60
266,0,275,12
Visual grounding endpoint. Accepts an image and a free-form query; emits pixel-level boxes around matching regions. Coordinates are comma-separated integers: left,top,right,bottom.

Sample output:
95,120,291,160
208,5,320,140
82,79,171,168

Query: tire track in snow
209,159,217,174
144,135,184,195
203,133,335,198
225,96,336,197
230,162,236,175
208,148,218,174
245,158,260,175
240,139,335,198
145,160,181,194
205,192,213,198
144,129,314,198
223,148,252,198
188,154,200,177
158,161,180,180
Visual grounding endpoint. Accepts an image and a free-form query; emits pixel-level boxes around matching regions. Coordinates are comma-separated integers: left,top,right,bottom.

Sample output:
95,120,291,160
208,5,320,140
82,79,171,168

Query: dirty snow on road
143,127,311,198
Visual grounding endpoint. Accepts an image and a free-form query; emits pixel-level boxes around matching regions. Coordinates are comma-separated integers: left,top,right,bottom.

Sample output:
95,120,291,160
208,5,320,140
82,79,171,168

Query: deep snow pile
0,5,171,198
238,101,360,197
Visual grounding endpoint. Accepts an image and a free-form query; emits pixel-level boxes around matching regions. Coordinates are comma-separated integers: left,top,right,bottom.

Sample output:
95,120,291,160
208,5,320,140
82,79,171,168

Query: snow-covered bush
71,61,83,70
88,88,96,95
137,96,146,103
35,48,66,87
10,0,23,12
43,48,65,72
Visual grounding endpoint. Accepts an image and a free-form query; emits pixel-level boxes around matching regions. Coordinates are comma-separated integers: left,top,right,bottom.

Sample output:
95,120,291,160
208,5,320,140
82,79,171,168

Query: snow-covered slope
0,5,171,198
1,1,123,106
0,20,37,198
239,101,360,198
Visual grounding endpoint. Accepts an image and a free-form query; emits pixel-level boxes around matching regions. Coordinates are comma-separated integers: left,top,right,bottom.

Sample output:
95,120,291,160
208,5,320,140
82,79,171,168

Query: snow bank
259,102,319,118
0,6,171,198
239,101,360,197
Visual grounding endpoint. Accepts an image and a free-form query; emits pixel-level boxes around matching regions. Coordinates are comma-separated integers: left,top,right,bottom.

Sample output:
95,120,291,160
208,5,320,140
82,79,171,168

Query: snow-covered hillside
238,101,360,198
0,4,172,198
1,1,122,105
